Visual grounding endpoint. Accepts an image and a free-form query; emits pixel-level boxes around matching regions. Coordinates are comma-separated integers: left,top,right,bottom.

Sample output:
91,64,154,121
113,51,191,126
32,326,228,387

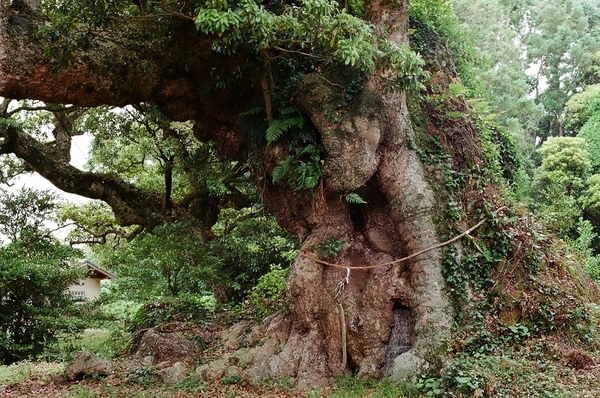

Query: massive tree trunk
243,1,452,386
253,79,452,387
0,0,452,388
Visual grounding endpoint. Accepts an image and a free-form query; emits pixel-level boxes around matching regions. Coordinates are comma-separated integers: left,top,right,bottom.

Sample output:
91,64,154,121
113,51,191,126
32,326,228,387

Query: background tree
0,188,83,365
0,0,448,385
563,84,600,172
97,215,296,300
527,134,600,283
50,103,298,304
453,0,600,142
452,0,544,141
530,137,592,238
106,221,213,298
525,0,589,136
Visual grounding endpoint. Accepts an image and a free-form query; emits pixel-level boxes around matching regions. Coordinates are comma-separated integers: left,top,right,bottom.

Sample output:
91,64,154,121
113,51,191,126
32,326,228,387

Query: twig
273,46,324,58
317,75,345,89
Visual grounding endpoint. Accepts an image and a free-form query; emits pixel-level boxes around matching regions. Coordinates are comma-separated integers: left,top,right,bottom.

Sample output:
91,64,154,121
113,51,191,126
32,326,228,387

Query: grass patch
76,329,112,353
310,376,419,397
59,384,172,398
44,328,128,362
171,373,207,393
59,385,97,398
0,361,64,385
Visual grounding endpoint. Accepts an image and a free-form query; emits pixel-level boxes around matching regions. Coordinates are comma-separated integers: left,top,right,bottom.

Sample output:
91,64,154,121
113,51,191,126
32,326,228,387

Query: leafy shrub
211,215,297,302
532,137,592,198
567,218,600,283
578,114,600,172
312,238,348,260
0,188,84,365
198,294,218,312
44,328,127,362
563,83,600,134
581,174,600,217
105,221,220,300
128,294,215,331
89,298,143,326
248,267,290,317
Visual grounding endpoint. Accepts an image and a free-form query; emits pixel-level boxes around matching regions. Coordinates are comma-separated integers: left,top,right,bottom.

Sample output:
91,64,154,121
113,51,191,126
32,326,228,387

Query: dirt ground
0,362,318,398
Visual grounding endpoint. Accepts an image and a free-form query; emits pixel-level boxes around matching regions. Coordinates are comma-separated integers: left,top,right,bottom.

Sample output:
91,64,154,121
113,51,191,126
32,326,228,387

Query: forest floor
4,327,600,397
3,352,600,397
0,327,416,398
0,361,318,397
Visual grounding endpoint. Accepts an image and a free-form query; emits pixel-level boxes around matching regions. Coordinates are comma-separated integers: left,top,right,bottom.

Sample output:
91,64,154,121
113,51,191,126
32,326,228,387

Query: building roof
81,260,118,280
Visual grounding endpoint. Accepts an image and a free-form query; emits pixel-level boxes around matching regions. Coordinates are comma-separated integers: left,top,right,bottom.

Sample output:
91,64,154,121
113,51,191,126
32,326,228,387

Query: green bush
128,293,216,331
568,218,600,283
248,267,290,317
0,188,84,365
211,215,298,302
44,328,126,362
0,243,85,365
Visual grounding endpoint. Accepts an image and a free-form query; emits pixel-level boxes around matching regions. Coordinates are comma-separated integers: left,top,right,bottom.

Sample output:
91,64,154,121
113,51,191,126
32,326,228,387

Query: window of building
72,291,86,301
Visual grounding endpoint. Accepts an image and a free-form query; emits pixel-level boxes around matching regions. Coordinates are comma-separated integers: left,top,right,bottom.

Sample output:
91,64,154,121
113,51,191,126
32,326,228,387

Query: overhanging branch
3,122,168,228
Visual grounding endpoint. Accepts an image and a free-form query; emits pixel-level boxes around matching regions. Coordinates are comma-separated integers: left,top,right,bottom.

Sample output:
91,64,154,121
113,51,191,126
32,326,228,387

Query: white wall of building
68,277,102,301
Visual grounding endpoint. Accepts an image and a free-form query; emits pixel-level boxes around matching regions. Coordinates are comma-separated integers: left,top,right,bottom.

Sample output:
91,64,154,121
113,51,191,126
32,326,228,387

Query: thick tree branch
1,123,168,228
0,5,185,109
0,2,266,235
1,103,255,235
222,210,263,235
68,225,144,247
0,2,252,126
179,188,210,208
6,103,83,118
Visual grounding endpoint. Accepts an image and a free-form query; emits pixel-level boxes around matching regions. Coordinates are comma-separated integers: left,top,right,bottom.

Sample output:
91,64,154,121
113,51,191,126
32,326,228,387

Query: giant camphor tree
1,0,599,392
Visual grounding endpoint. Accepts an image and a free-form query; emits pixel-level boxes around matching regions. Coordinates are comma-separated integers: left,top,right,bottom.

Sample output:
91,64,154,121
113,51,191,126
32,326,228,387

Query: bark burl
0,0,452,388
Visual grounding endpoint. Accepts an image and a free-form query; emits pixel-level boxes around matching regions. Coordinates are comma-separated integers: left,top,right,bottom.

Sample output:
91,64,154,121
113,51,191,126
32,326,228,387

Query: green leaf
449,82,468,96
342,192,367,204
239,107,263,117
443,110,466,119
265,117,304,144
272,159,290,183
455,376,472,384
